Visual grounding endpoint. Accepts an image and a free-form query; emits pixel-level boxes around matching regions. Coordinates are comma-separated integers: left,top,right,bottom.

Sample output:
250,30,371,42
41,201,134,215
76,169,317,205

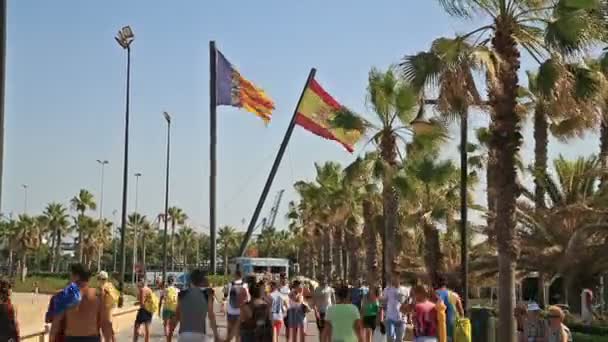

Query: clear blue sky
3,0,599,234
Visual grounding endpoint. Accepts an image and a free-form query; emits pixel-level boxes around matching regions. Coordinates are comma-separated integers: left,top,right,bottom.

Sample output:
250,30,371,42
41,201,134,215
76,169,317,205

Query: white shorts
178,332,209,342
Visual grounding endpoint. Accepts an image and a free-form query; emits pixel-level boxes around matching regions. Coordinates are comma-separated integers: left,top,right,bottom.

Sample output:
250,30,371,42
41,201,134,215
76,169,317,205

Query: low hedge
571,332,608,342
568,322,608,336
13,275,104,294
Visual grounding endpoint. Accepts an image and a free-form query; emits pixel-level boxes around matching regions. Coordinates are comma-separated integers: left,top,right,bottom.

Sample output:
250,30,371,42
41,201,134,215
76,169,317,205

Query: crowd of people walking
0,264,578,342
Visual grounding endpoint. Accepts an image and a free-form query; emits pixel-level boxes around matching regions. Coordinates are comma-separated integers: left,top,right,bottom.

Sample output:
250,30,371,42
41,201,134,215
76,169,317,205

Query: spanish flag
216,50,275,123
295,78,361,152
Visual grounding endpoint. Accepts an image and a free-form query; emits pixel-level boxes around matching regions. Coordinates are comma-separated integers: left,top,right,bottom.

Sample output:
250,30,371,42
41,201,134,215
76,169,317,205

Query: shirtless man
50,263,112,342
134,280,153,342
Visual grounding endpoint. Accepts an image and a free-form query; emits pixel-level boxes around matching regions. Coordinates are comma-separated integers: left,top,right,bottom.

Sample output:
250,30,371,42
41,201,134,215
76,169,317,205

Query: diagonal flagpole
238,68,317,256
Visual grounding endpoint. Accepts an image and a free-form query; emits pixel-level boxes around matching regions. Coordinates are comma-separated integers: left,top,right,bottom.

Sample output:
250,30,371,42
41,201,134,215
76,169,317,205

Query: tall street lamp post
96,160,109,221
132,172,142,284
115,25,134,308
96,160,108,272
0,0,6,213
21,184,27,214
161,111,171,284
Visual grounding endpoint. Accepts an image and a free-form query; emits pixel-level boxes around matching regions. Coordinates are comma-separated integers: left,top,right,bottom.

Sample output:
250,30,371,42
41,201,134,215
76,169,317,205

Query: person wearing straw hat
546,306,572,342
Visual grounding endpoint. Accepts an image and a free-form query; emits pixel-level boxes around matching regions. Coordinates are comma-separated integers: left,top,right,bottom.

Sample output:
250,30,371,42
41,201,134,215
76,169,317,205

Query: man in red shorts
269,281,288,342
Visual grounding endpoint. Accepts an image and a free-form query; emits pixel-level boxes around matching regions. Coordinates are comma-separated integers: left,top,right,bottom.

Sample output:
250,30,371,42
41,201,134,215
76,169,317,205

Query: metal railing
20,306,139,342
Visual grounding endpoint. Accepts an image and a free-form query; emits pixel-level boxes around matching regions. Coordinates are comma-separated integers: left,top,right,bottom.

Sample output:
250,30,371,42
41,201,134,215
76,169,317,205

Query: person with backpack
50,264,113,342
170,269,219,342
97,271,117,342
226,271,249,342
134,280,157,342
159,276,179,338
240,281,273,342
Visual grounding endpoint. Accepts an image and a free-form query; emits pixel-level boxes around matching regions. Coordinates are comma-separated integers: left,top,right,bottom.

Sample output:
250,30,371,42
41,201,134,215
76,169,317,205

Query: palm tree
587,53,608,186
128,212,146,280
92,219,112,271
435,2,605,338
218,226,238,275
517,155,608,310
523,59,601,210
42,202,70,272
0,217,17,274
15,214,41,280
70,189,97,263
399,155,463,285
333,67,434,282
167,207,188,271
139,218,154,275
176,226,195,267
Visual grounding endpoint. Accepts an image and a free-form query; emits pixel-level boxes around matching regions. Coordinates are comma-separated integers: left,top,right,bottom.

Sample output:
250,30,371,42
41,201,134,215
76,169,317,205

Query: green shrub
572,332,608,342
568,322,608,336
208,275,230,287
12,275,105,294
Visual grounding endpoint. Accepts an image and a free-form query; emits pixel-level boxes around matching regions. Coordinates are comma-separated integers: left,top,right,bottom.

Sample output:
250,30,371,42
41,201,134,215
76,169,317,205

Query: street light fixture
116,25,134,308
410,103,436,135
161,111,171,284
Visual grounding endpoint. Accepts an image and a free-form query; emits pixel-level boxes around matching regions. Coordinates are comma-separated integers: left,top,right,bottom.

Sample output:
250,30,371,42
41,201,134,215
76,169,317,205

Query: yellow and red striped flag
216,50,275,123
295,78,361,152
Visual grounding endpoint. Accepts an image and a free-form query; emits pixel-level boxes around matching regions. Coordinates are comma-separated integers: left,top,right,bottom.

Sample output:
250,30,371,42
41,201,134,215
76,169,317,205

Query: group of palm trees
0,189,212,279
0,188,305,282
288,1,608,340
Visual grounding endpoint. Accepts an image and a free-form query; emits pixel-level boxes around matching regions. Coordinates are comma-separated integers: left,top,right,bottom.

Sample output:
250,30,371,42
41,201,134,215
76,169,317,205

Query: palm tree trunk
8,247,13,275
20,253,27,281
142,239,147,275
534,105,548,210
335,229,343,280
347,229,359,284
382,185,399,285
363,200,378,286
600,117,608,188
55,230,61,273
323,227,333,279
380,131,399,285
170,223,175,271
422,220,444,286
49,230,56,272
490,17,521,342
97,244,102,271
78,230,84,263
223,249,228,275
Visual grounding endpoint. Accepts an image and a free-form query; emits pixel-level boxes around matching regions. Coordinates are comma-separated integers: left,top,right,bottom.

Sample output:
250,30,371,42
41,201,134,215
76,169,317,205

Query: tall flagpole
209,41,218,274
238,68,316,256
0,0,6,213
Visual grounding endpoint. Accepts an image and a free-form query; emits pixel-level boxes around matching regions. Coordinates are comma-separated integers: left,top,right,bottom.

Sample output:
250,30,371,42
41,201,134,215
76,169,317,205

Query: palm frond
401,52,442,91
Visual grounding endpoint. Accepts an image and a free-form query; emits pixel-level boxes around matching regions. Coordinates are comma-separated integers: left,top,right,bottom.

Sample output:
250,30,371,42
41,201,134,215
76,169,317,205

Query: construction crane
253,189,285,233
264,189,285,230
